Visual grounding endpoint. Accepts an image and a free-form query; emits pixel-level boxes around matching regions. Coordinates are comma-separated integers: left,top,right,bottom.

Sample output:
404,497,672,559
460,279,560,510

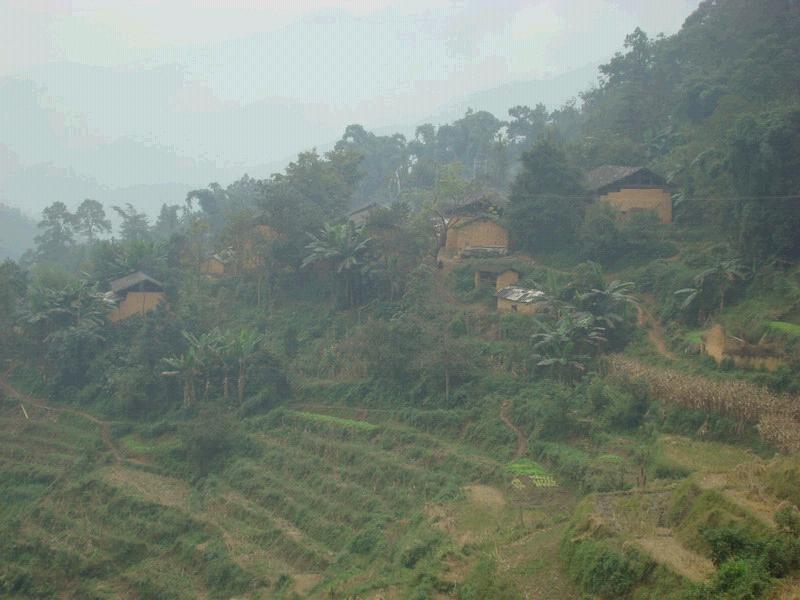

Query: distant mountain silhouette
0,203,37,259
421,63,598,127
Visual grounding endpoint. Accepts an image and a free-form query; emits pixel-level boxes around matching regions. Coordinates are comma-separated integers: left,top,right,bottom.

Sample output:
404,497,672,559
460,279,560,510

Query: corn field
605,355,800,453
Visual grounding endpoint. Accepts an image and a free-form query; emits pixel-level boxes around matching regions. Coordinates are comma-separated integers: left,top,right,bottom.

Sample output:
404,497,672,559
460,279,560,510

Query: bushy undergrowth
561,537,652,598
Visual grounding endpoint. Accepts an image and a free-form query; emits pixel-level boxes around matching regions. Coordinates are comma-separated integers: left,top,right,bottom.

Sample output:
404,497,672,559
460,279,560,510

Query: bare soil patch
635,535,714,582
463,484,506,508
101,466,190,509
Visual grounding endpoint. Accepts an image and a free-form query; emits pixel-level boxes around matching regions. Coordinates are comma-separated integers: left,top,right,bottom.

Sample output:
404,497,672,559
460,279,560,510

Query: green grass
767,320,800,337
506,459,557,488
684,329,704,345
506,458,549,477
286,409,379,431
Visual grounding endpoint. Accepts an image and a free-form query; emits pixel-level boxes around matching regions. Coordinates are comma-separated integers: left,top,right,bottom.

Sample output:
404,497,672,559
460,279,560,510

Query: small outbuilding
348,203,380,226
200,247,236,277
585,165,672,224
107,271,165,323
475,267,520,291
495,286,545,315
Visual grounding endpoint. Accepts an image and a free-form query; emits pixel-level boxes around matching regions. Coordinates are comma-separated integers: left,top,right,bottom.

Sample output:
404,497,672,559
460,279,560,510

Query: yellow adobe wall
600,188,672,224
200,258,226,276
446,220,509,253
474,269,518,289
109,292,165,323
702,324,782,372
495,270,519,291
257,224,279,240
497,298,542,315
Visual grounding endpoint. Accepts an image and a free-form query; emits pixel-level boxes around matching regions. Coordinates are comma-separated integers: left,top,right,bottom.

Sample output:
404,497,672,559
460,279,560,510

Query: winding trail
636,300,676,360
500,400,527,459
0,365,124,464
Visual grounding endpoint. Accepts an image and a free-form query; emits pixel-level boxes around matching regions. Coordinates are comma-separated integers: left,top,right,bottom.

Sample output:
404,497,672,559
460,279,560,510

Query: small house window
511,305,518,312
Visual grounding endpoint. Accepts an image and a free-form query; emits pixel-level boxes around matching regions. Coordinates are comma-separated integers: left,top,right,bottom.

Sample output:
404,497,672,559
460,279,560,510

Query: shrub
399,532,442,569
690,558,771,600
701,524,759,565
563,539,650,598
775,503,800,536
349,526,384,555
457,556,518,599
179,409,238,476
592,380,649,430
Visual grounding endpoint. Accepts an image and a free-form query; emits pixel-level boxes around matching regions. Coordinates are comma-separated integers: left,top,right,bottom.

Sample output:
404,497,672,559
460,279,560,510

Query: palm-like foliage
229,329,265,404
163,349,201,407
576,280,638,330
182,330,230,401
19,279,114,387
303,221,375,307
697,257,747,311
675,256,748,322
23,279,112,335
531,311,606,381
110,240,168,280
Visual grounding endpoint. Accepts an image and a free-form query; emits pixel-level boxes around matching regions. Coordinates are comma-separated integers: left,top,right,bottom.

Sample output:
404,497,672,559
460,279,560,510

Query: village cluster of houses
105,165,671,322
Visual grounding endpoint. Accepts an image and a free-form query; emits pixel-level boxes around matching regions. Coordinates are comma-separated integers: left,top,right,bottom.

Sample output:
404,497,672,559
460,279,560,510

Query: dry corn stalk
605,355,800,452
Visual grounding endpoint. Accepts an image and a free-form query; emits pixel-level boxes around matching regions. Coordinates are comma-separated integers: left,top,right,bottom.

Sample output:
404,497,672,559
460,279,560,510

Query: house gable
585,165,672,224
445,216,509,257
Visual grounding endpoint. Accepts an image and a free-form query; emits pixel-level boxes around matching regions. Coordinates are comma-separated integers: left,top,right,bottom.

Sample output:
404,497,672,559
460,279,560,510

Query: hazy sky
0,0,700,214
4,1,698,101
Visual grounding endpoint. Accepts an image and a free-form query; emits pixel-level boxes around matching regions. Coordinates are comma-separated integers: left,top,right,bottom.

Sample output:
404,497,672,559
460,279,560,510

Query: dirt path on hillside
0,365,124,464
500,400,527,459
636,301,676,360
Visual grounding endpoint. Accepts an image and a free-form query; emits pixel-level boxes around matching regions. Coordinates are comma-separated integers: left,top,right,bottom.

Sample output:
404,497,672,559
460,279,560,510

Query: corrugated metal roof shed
495,286,545,304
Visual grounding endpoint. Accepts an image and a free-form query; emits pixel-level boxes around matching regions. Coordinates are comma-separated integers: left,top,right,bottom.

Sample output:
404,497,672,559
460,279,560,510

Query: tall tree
153,204,182,239
726,109,800,262
506,136,585,253
35,201,76,262
113,203,151,243
74,199,111,244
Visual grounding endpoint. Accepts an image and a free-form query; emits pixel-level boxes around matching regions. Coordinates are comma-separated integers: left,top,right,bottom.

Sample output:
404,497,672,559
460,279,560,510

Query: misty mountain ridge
0,62,594,227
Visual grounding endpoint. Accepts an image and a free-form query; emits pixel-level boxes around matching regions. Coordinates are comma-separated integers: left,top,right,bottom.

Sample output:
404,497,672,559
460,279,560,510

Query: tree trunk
238,359,245,404
347,278,354,309
223,366,230,402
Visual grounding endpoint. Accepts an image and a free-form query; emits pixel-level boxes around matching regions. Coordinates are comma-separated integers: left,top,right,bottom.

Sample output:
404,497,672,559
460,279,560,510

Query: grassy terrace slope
0,391,576,599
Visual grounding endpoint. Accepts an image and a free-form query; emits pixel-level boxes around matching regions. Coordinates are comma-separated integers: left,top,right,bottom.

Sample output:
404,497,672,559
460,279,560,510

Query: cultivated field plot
0,400,567,598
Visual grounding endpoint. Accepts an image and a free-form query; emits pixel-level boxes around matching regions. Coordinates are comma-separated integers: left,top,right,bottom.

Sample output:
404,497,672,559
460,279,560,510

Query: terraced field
0,395,572,598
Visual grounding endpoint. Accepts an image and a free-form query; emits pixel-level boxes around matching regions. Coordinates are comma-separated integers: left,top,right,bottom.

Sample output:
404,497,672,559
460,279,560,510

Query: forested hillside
0,204,37,259
2,1,800,598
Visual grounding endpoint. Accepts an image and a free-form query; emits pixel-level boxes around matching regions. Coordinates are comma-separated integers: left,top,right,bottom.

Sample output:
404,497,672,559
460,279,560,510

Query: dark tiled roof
450,214,502,230
348,202,379,217
584,165,645,191
109,271,163,294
